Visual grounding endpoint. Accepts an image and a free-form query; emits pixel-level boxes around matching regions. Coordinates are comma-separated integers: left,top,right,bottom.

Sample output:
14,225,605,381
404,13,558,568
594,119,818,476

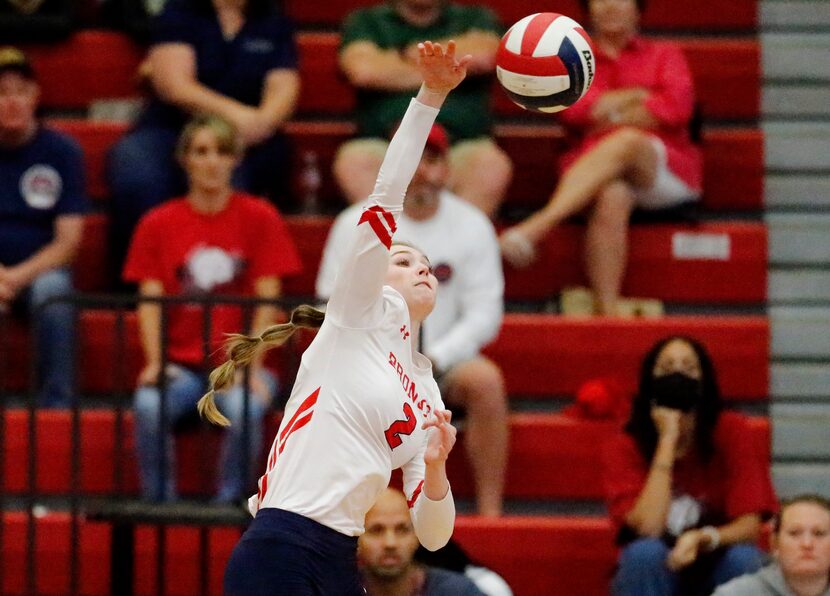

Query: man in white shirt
318,123,508,516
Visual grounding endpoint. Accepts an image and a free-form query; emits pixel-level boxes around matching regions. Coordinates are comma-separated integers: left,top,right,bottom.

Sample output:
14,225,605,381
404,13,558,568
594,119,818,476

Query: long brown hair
197,304,325,426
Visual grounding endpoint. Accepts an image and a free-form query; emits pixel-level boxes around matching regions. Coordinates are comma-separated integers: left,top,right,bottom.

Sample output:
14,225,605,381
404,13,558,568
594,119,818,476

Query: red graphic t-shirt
123,193,302,367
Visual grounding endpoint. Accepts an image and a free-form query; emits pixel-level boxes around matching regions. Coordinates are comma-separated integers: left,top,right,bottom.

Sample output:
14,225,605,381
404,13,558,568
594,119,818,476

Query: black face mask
651,372,701,413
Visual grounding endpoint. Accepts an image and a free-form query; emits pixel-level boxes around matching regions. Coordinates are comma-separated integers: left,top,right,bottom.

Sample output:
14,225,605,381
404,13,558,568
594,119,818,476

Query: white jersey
252,99,455,550
316,190,504,373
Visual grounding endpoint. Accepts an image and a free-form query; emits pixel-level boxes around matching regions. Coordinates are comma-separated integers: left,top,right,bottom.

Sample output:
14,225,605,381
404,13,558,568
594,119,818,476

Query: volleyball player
198,40,471,595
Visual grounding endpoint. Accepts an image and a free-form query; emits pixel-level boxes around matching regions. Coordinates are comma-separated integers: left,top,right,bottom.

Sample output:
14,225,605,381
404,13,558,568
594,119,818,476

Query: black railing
0,292,307,595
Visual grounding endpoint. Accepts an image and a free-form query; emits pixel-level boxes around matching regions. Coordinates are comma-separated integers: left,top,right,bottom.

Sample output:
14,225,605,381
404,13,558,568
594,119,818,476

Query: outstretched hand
417,40,472,97
422,408,457,466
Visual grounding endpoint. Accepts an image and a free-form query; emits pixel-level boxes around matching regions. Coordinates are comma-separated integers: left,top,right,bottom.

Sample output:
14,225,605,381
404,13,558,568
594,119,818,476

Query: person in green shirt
334,0,512,218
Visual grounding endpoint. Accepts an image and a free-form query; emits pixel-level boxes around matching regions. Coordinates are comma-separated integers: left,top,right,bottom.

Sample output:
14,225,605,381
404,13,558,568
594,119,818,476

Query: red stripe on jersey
257,474,268,506
407,480,425,509
279,387,320,444
278,411,313,455
358,206,396,249
521,13,560,56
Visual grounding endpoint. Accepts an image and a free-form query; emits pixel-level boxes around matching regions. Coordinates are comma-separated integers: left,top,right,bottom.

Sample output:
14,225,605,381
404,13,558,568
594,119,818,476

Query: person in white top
198,40,470,596
317,123,508,516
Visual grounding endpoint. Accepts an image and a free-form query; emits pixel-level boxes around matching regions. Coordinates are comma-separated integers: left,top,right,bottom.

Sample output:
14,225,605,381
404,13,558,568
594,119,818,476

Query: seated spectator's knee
718,543,765,574
606,127,653,160
447,357,507,409
450,139,513,185
333,139,385,178
618,538,670,573
107,129,178,201
28,269,73,309
133,387,162,424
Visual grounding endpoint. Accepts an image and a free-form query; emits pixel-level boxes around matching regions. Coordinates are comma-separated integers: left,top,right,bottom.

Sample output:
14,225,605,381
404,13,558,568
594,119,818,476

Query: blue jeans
133,365,276,502
16,268,76,407
611,537,766,596
107,126,293,281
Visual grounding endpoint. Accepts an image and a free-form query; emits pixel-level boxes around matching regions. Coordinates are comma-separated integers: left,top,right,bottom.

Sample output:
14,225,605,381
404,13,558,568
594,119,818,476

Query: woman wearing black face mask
602,336,777,596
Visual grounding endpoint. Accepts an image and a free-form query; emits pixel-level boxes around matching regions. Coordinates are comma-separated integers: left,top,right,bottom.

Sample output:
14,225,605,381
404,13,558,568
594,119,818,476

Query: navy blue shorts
224,508,364,595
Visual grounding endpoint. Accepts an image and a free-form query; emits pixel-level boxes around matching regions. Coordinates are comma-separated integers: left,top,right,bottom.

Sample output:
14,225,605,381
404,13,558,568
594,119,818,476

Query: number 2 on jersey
384,403,417,449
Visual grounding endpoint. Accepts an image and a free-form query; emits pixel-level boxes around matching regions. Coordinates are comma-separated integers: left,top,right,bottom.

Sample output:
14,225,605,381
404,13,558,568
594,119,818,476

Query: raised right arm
324,42,471,328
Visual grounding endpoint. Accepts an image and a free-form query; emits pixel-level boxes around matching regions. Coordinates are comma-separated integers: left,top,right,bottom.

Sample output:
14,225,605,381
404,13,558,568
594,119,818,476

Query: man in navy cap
0,47,88,407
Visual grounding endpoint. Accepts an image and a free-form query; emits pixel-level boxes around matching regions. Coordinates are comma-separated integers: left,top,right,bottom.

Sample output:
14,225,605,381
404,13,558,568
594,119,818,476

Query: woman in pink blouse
500,0,702,316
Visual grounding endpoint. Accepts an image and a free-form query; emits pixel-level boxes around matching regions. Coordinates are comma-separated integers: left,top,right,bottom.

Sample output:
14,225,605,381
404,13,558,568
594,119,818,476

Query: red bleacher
283,0,758,31
0,512,618,596
29,31,758,122
3,2,769,593
0,410,770,501
1,311,769,400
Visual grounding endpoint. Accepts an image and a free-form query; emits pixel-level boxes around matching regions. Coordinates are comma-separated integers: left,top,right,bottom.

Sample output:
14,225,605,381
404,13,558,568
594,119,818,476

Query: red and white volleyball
496,13,595,113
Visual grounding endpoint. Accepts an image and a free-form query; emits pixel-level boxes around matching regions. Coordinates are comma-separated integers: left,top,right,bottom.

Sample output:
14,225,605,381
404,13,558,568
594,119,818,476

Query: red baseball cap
425,123,449,154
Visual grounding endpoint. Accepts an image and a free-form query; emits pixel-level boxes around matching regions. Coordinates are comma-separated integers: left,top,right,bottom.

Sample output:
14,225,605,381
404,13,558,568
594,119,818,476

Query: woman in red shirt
603,336,776,595
500,0,702,316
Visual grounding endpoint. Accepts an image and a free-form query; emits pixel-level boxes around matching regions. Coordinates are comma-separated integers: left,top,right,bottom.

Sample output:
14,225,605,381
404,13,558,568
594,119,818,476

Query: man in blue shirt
0,47,88,407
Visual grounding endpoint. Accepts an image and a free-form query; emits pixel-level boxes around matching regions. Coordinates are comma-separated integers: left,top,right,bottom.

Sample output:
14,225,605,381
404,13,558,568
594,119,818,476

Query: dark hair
774,494,830,534
623,336,722,462
578,0,647,14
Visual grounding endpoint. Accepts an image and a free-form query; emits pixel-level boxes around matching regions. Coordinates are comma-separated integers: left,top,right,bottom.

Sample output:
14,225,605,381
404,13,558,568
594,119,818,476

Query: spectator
334,0,512,217
108,0,300,282
317,123,508,516
360,487,484,595
0,47,87,408
603,336,777,596
123,114,301,502
713,494,830,596
499,0,702,316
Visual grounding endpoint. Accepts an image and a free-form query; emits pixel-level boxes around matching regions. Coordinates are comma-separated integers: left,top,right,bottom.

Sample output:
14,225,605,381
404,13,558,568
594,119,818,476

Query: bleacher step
765,174,830,209
763,83,830,118
762,33,830,81
771,362,830,400
769,269,830,303
768,213,830,265
772,403,830,459
773,463,830,498
761,0,830,31
764,121,830,171
770,305,830,358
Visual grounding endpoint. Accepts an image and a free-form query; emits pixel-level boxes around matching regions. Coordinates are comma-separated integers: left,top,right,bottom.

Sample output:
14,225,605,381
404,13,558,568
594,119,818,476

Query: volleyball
496,13,595,113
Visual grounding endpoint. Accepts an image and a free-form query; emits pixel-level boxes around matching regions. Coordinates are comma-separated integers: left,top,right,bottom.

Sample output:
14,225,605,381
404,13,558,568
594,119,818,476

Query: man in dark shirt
360,488,485,595
0,47,88,406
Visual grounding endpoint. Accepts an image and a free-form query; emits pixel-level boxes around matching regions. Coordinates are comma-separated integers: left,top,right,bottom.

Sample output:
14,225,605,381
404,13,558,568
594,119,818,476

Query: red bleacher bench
484,314,770,400
0,512,619,596
30,31,758,123
49,118,764,213
298,32,759,122
284,0,758,31
0,409,769,500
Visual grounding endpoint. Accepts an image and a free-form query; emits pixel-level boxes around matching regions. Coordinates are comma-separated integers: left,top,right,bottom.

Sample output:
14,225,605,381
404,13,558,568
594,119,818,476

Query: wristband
699,525,720,551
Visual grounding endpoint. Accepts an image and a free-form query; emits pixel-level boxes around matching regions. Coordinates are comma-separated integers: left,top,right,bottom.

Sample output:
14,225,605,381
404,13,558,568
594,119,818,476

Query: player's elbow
417,529,452,552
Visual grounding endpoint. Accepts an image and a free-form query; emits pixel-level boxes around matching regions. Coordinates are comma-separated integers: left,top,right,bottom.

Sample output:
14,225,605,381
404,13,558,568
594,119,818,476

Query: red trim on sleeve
358,206,397,249
407,480,425,509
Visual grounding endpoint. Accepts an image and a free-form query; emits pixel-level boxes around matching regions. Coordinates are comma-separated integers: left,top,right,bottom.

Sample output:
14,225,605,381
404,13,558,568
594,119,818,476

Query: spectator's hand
651,406,681,441
417,40,472,95
228,106,273,147
499,227,537,268
0,265,25,302
667,529,703,571
423,409,457,466
137,362,163,387
591,88,648,124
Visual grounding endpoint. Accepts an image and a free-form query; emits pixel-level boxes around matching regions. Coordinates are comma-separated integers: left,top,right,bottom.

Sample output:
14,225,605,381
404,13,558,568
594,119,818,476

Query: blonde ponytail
198,304,326,426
